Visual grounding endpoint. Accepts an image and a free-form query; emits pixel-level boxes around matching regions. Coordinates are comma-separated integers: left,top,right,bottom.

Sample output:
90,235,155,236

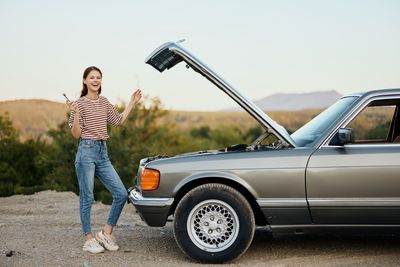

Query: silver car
128,41,400,263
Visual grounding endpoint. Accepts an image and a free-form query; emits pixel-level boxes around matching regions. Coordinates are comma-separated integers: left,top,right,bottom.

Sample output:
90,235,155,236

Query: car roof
347,88,400,98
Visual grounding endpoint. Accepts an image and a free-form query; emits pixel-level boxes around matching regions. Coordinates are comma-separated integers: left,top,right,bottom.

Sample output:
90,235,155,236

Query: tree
190,126,211,139
0,114,49,196
0,113,18,140
45,113,79,193
107,97,185,191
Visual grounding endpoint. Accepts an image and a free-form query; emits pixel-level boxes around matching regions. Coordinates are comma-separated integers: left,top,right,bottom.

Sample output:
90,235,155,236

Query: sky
0,0,399,111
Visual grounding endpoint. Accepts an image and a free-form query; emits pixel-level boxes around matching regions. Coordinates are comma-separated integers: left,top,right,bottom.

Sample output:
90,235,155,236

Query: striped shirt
68,96,123,140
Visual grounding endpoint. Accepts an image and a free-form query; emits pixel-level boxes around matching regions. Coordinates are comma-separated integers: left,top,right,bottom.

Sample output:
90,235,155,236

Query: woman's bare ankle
103,224,113,235
85,234,93,241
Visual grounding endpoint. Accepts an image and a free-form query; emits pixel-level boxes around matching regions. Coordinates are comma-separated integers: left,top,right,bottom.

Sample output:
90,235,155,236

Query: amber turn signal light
140,168,160,191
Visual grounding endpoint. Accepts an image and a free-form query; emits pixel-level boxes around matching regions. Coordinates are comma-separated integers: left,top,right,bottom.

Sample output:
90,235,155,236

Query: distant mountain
225,90,342,111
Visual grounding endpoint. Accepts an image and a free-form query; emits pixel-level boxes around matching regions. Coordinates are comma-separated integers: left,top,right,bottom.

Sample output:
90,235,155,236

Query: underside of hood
145,41,296,148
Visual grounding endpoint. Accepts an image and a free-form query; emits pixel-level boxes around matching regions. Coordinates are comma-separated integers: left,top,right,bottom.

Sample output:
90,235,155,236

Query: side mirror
329,128,355,146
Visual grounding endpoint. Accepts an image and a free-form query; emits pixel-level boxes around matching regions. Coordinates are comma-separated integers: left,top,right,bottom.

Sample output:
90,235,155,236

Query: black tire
174,183,255,263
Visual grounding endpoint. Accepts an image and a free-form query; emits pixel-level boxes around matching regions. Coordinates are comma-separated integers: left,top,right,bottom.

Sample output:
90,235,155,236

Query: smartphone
63,93,71,102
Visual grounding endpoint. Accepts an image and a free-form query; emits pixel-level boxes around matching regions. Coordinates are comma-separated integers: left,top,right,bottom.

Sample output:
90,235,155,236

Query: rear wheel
174,183,255,263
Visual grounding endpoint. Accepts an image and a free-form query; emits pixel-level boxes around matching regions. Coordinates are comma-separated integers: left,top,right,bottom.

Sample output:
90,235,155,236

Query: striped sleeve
106,98,123,126
68,109,84,130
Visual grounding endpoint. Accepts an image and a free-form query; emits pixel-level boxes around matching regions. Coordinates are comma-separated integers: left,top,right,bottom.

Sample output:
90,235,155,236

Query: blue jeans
75,139,128,236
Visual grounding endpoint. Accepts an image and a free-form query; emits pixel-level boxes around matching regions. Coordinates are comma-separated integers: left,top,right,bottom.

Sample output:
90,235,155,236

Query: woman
66,66,142,253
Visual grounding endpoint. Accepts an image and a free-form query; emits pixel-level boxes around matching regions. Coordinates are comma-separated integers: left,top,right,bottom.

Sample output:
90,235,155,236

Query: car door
306,97,400,224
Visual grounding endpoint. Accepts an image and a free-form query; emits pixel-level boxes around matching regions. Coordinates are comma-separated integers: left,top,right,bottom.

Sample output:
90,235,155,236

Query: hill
0,99,324,141
166,109,321,134
0,99,68,141
0,100,262,140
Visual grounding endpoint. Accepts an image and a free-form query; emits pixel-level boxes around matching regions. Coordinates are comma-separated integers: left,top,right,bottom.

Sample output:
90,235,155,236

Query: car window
346,101,397,144
291,96,358,147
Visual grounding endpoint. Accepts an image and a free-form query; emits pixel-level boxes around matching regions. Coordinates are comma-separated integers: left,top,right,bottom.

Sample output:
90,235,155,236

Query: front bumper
127,187,174,227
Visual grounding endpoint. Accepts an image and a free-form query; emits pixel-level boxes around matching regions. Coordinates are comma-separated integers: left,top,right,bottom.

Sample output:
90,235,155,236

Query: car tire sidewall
174,183,255,263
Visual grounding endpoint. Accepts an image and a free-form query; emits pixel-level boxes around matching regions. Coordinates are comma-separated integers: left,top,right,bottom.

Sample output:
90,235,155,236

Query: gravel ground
1,190,400,267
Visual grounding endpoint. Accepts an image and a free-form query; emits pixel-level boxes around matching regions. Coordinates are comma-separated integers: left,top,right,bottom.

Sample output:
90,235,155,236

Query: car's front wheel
174,183,255,263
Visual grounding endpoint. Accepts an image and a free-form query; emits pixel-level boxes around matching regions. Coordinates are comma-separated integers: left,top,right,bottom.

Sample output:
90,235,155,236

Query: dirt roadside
1,190,400,267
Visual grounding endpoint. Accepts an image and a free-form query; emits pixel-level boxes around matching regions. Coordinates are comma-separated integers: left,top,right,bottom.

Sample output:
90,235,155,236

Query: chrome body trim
271,224,400,230
308,198,400,207
128,188,174,207
257,198,308,207
326,144,400,148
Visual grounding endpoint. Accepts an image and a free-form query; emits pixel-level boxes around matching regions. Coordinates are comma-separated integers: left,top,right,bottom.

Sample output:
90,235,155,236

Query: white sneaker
96,230,119,251
83,238,105,254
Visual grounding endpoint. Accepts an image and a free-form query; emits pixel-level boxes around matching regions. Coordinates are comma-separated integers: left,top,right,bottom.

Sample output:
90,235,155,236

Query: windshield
291,96,358,147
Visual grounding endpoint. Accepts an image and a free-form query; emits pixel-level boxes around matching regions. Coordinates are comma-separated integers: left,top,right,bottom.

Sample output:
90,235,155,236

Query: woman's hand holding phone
63,93,79,113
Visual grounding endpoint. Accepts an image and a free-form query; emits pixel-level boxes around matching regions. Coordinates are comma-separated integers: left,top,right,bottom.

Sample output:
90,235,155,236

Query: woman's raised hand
131,89,142,104
66,100,79,113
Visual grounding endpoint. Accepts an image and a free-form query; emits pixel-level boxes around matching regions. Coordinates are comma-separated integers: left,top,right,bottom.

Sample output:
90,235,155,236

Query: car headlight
140,168,160,191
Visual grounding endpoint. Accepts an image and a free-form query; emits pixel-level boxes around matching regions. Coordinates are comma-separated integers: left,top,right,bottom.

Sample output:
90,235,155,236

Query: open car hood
145,41,296,148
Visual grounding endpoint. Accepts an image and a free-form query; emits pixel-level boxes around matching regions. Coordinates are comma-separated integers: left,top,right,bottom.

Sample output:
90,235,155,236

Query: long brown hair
80,66,103,97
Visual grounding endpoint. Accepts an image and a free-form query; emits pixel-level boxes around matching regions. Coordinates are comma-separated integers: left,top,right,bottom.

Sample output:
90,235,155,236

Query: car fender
172,170,259,199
